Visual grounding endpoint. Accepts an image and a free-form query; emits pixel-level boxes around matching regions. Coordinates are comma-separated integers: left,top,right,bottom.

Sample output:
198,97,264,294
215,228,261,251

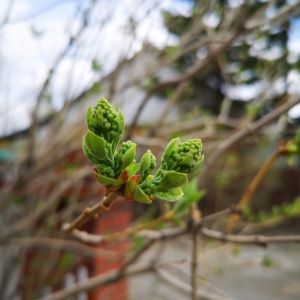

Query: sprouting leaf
126,162,140,177
82,143,100,165
133,185,152,204
121,143,136,170
83,130,111,163
85,106,93,129
155,187,184,202
160,171,188,189
91,58,102,72
174,179,205,216
162,137,180,160
140,150,156,182
94,173,118,186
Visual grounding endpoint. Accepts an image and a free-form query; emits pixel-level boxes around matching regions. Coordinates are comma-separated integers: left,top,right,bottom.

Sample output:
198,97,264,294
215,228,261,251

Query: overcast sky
0,0,300,136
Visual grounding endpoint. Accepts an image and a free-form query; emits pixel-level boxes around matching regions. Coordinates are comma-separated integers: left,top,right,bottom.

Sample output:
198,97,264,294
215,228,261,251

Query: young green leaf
155,187,184,202
174,179,205,216
83,130,111,163
159,171,188,189
162,137,180,160
140,150,156,182
133,185,152,204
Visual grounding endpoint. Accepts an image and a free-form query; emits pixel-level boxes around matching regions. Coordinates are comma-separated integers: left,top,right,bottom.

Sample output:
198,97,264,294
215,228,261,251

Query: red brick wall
90,197,131,300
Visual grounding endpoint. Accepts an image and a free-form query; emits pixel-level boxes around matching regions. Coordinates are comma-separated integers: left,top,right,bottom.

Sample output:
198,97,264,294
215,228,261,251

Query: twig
191,227,199,300
119,239,156,273
67,210,175,243
149,81,189,137
67,207,236,245
62,191,120,233
1,237,123,260
200,96,300,178
245,0,300,30
126,27,244,140
191,204,201,300
36,262,155,300
226,141,290,232
156,268,232,300
201,227,300,244
0,167,91,242
104,210,175,242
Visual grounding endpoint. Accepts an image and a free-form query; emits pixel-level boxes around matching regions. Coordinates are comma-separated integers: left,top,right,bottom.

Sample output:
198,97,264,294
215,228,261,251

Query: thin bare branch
63,191,120,233
156,268,232,300
201,96,300,177
37,262,155,300
201,227,300,244
2,237,124,260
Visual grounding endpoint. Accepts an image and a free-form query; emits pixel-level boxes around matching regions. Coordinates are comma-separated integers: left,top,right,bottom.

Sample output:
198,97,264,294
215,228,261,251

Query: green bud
97,164,114,178
140,150,156,182
161,138,204,174
114,141,137,177
85,97,124,152
139,180,157,197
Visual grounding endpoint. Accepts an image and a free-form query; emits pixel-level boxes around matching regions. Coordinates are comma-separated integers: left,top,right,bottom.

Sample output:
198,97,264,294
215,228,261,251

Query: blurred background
1,0,300,299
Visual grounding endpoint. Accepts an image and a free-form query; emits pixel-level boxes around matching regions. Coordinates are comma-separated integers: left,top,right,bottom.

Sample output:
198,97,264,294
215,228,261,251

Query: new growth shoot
83,97,204,204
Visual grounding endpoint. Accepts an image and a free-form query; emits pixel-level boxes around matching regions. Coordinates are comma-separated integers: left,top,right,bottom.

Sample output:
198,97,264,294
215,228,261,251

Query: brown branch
201,227,300,244
149,81,189,137
2,237,124,260
245,0,300,30
66,207,236,245
119,239,156,273
226,141,292,232
191,227,198,300
36,262,155,300
0,166,91,242
66,210,175,243
126,27,244,140
62,191,120,233
156,268,231,300
26,6,90,168
200,96,300,178
191,204,201,300
226,150,281,232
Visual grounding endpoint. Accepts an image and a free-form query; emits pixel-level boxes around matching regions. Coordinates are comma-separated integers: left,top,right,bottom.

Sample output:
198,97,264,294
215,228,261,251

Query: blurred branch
67,206,238,244
200,96,300,180
245,0,300,30
191,204,201,300
63,191,120,233
156,268,232,300
37,262,155,300
201,227,300,245
0,166,91,242
126,20,246,139
226,141,290,232
2,237,124,259
66,210,175,243
26,3,90,168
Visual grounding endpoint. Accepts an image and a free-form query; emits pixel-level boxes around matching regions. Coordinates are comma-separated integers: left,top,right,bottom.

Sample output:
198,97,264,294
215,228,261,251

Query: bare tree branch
201,227,300,244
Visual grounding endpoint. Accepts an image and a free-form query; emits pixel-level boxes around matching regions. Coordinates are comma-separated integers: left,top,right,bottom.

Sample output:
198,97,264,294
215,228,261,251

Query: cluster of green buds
83,98,136,192
82,97,204,203
129,137,204,203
